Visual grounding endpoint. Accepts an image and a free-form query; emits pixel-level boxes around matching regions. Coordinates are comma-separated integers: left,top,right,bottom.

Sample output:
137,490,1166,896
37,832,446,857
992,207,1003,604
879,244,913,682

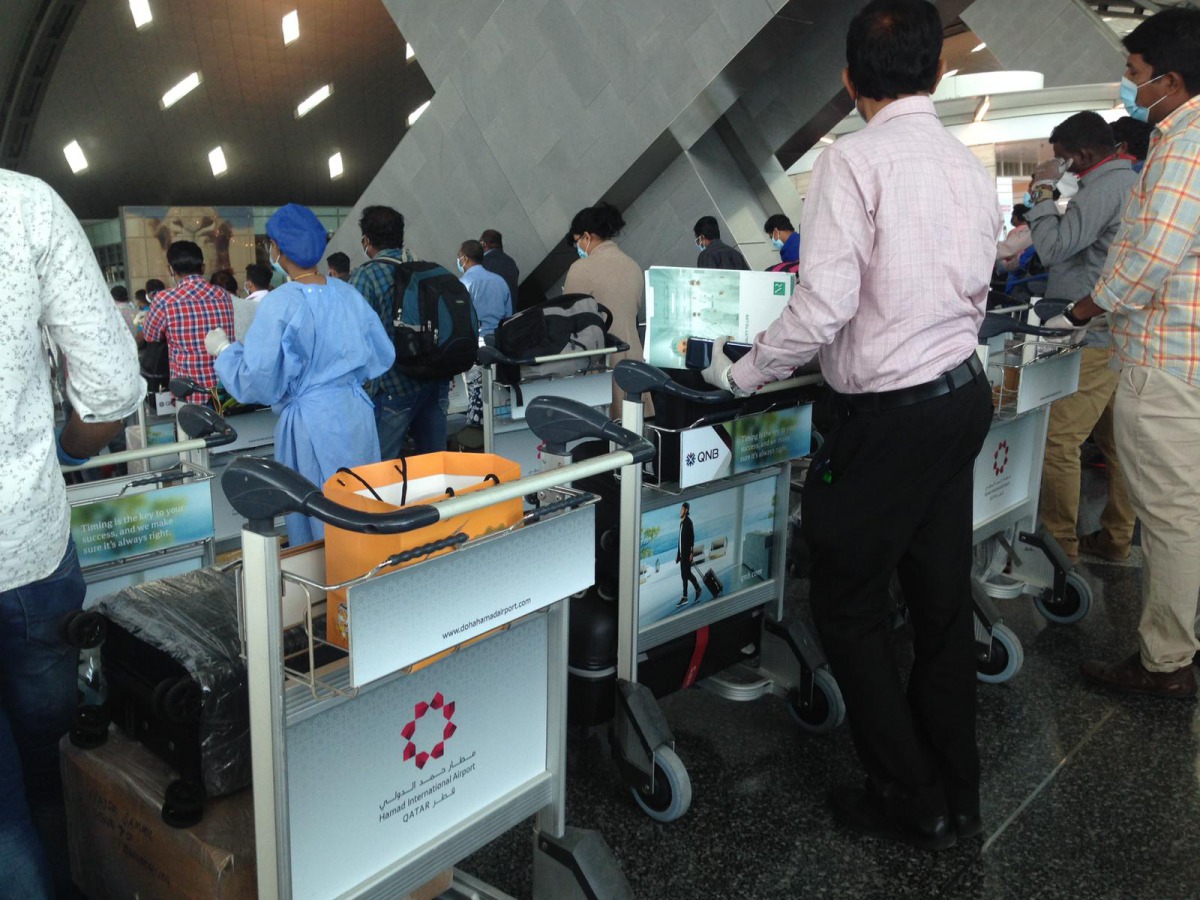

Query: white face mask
1057,173,1080,200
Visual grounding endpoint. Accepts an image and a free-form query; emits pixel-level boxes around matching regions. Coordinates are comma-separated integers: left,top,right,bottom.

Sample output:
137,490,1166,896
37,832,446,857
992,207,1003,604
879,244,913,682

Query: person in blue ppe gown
204,203,395,544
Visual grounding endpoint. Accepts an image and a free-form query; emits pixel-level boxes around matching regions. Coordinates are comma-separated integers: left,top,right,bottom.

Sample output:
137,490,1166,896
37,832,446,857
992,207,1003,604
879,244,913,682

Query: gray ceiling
2,0,433,219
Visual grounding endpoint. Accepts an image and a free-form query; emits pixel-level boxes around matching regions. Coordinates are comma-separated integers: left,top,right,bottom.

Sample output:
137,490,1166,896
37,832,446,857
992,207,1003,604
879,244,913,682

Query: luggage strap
682,625,710,689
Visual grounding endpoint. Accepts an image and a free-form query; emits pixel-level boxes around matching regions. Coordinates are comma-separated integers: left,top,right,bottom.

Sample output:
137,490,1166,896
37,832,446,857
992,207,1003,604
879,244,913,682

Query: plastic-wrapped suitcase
567,588,762,728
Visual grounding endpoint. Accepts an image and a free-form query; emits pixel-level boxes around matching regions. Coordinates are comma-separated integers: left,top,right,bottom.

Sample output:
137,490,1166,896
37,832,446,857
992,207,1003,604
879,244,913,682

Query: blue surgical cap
266,203,328,268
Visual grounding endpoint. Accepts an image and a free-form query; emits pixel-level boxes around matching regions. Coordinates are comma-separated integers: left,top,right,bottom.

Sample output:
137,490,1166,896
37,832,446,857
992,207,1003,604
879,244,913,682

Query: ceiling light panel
296,84,332,118
129,0,152,29
971,42,987,53
406,43,415,60
407,100,430,126
63,140,88,173
209,146,228,176
329,152,344,179
162,72,201,108
282,11,299,45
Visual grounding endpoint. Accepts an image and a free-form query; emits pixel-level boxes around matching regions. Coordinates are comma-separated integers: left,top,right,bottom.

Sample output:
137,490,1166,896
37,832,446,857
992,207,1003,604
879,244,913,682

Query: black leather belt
836,354,984,413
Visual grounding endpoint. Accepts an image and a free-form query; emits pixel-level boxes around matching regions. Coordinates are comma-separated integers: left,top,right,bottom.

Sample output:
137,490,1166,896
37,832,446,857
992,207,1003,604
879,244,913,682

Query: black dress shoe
953,812,983,839
828,785,956,851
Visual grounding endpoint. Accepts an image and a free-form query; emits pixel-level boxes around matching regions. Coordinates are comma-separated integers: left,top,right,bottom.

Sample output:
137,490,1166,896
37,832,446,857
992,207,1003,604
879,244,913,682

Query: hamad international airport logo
401,691,456,769
993,440,1009,477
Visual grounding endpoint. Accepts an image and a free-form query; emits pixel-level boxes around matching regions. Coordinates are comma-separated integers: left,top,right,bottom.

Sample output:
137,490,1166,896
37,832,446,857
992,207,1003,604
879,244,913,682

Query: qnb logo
687,448,722,467
993,440,1009,476
401,691,456,769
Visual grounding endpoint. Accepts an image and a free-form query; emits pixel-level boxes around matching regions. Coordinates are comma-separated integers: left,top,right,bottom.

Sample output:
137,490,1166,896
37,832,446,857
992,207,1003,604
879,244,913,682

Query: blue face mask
770,237,785,251
1023,191,1032,207
576,239,589,259
695,240,704,251
269,249,288,282
455,257,465,274
1120,74,1166,123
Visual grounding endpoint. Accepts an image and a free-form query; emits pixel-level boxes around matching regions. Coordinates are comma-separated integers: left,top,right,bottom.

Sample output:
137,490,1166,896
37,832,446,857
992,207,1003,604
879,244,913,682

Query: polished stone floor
461,472,1200,899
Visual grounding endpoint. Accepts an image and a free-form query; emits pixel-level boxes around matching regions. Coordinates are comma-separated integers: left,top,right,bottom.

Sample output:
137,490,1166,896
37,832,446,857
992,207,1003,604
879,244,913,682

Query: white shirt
233,288,269,342
732,96,1000,394
0,170,144,592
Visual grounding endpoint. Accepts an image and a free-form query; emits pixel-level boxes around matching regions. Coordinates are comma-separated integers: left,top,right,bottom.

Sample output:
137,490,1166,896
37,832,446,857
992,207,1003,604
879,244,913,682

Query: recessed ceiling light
282,11,299,45
329,152,344,179
296,84,332,118
129,0,152,29
162,72,201,108
407,100,430,126
973,95,991,123
209,146,227,177
971,42,987,53
63,140,88,174
944,68,959,78
817,135,835,145
406,42,415,60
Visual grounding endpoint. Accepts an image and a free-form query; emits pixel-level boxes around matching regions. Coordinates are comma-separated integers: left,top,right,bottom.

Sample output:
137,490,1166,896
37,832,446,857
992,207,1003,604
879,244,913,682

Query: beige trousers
1039,347,1135,559
1113,365,1200,672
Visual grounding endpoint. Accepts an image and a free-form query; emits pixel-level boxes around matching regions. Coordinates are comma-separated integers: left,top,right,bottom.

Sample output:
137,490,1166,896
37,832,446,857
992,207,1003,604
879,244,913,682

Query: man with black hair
693,216,749,271
479,229,520,305
351,205,449,457
326,251,351,280
1049,7,1200,699
111,284,136,335
703,0,997,850
1111,116,1154,172
232,262,272,341
762,213,799,264
675,502,702,607
1026,111,1138,565
140,240,234,389
996,204,1032,272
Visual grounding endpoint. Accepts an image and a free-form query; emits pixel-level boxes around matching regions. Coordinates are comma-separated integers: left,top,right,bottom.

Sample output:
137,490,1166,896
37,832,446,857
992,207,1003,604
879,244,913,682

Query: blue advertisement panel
70,480,214,567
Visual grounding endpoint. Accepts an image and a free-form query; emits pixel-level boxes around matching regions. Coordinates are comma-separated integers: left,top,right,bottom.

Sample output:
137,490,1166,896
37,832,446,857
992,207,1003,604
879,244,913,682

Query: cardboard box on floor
61,728,451,899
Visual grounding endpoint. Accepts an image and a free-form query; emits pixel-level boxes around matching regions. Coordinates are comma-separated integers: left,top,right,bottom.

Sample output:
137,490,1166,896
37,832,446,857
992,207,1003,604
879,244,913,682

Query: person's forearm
1069,295,1104,322
60,410,124,459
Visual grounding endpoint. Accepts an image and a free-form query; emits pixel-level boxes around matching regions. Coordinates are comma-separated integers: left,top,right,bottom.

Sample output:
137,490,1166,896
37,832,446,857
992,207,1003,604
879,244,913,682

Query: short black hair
359,205,405,250
846,0,943,101
326,251,350,274
134,289,147,304
1011,204,1029,224
145,278,166,292
681,502,690,512
694,216,721,241
166,240,205,275
763,214,793,234
568,201,625,242
1049,111,1114,156
110,285,128,303
245,262,272,289
460,239,485,264
1111,116,1154,160
479,229,503,249
1124,7,1200,96
210,269,238,294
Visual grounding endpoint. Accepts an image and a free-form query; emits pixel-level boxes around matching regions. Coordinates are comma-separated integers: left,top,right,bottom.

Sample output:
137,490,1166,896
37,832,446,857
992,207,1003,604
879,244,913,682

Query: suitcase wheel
59,610,107,649
69,704,111,750
161,779,205,828
152,677,203,724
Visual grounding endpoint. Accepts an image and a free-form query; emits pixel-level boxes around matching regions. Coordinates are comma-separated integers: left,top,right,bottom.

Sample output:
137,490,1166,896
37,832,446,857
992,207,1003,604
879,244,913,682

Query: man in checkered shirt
141,240,235,389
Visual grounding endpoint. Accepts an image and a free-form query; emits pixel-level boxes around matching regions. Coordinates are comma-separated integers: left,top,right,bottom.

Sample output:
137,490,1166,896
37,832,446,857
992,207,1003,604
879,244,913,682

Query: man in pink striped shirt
705,0,998,851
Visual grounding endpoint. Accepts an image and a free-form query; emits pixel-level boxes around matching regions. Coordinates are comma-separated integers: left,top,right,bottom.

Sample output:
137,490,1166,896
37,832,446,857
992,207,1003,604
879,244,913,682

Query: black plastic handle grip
382,533,468,567
176,404,238,447
613,360,733,404
979,312,1071,341
524,396,655,464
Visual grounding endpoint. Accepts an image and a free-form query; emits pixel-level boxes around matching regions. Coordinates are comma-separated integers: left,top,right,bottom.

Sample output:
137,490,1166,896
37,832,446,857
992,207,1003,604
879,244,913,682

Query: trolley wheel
630,746,692,823
976,623,1024,684
1034,571,1093,625
787,667,846,735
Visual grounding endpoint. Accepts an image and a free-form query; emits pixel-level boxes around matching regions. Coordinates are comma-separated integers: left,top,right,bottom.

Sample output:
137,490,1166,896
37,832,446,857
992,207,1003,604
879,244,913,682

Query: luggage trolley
222,396,648,900
969,314,1089,683
585,360,845,824
476,334,628,473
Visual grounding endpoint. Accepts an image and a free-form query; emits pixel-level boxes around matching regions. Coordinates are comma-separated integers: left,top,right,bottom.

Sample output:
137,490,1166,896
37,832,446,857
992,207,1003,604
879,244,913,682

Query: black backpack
493,293,612,383
372,258,479,380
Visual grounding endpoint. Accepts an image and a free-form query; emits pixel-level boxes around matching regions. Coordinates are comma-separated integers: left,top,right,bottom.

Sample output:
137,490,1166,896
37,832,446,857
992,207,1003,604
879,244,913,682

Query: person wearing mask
233,262,272,342
326,251,351,280
140,241,234,389
763,213,800,264
1025,112,1139,565
350,205,450,456
1112,116,1154,174
996,205,1033,272
0,170,144,899
479,229,520,307
704,0,997,849
693,216,750,271
205,204,393,545
564,202,650,417
456,239,512,429
1047,7,1200,699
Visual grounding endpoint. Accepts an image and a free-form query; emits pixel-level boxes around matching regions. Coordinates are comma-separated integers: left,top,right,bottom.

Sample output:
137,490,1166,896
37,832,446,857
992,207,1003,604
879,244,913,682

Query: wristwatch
1029,184,1056,205
1063,301,1091,327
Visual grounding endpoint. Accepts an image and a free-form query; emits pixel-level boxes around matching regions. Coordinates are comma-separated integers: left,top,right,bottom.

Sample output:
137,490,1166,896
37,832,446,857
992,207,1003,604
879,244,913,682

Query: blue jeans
375,382,450,459
0,540,85,900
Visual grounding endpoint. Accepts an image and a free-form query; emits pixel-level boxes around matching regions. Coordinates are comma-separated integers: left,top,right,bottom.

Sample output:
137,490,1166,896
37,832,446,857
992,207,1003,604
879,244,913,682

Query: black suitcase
703,567,723,599
568,588,762,728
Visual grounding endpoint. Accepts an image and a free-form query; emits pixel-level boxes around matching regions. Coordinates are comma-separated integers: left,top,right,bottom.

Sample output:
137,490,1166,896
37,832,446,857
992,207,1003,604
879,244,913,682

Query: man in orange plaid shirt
1048,8,1200,699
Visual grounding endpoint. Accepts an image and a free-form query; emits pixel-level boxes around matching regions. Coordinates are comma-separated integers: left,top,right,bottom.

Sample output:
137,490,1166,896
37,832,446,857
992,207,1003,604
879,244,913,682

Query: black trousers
680,559,701,596
802,371,993,819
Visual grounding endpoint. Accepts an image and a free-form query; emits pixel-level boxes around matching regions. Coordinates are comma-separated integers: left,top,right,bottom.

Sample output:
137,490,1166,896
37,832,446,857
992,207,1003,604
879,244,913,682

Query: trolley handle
978,312,1072,342
221,396,654,533
614,360,733,404
477,332,631,368
177,404,237,448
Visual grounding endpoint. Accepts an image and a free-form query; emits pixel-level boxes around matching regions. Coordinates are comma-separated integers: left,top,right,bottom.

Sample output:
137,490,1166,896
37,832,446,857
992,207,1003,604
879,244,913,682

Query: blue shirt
461,264,512,336
781,231,800,263
348,249,424,398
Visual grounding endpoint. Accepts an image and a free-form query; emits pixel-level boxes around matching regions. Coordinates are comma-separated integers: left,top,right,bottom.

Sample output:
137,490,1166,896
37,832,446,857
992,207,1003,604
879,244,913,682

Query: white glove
701,337,750,396
1042,314,1089,346
204,327,231,357
1032,157,1068,189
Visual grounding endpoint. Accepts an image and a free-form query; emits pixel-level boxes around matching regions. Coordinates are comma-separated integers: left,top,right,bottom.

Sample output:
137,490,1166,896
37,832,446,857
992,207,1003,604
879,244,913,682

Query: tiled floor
460,473,1200,899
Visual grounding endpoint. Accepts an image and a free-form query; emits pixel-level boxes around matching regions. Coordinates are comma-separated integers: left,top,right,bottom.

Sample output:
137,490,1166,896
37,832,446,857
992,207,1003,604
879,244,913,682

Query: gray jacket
1027,158,1138,347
